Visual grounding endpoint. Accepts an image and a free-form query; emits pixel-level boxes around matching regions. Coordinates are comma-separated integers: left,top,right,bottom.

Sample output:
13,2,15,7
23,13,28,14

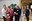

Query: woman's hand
23,14,25,16
14,12,16,14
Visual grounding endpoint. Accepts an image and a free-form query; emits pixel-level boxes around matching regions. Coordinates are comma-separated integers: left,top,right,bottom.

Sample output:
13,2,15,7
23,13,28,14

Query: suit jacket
14,8,21,15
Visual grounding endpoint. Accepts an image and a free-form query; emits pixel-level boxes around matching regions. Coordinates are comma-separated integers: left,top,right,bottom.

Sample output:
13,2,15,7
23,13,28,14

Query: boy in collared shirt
2,4,7,21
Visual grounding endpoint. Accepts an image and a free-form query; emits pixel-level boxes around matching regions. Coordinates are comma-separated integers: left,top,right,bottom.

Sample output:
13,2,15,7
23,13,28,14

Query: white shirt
2,8,6,16
21,9,24,16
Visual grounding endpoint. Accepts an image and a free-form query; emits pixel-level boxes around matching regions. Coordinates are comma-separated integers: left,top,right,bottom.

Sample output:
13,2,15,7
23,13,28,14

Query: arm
2,9,4,16
14,8,16,14
19,9,21,15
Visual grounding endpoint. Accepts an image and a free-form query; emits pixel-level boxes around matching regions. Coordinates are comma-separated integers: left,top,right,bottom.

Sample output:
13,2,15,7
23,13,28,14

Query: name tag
17,10,19,11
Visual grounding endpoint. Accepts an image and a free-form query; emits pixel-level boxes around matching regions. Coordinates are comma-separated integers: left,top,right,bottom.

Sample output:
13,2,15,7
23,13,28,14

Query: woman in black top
25,6,30,21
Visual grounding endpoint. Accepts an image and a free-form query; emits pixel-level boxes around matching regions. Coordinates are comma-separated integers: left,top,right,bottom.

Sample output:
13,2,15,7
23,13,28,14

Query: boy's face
3,5,6,9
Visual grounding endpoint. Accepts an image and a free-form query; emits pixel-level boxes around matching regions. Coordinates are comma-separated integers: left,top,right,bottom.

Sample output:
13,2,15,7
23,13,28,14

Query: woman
6,5,13,21
9,5,13,21
25,6,30,21
21,7,25,21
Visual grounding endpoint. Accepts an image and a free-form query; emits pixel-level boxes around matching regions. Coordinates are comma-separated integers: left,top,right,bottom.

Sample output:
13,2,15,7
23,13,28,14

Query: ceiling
21,0,32,6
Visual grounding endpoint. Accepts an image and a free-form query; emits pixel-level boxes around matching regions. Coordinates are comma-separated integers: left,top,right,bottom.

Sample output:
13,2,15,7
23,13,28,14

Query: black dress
25,9,30,21
26,9,30,17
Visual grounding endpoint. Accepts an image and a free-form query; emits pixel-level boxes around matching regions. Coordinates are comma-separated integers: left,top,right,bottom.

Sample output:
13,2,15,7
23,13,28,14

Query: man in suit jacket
14,6,21,21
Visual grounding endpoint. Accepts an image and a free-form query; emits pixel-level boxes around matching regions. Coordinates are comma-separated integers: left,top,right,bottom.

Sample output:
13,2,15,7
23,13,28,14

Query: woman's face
27,5,29,9
27,7,29,9
10,6,12,9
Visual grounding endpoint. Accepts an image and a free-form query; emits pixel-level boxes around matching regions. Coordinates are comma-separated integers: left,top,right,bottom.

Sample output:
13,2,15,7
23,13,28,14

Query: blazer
14,8,21,15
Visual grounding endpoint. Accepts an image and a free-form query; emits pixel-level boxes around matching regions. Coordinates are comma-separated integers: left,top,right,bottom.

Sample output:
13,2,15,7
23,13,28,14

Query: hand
16,13,18,15
23,14,25,16
14,12,16,14
7,14,9,16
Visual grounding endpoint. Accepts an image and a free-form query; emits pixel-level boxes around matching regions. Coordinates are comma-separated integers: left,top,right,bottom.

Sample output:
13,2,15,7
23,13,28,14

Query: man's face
16,6,19,9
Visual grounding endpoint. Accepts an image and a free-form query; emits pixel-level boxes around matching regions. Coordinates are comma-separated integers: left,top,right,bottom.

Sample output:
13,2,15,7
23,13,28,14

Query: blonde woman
21,7,25,21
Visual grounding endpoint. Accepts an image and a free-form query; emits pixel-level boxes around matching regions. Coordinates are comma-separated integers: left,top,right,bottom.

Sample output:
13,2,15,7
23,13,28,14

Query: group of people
2,4,30,21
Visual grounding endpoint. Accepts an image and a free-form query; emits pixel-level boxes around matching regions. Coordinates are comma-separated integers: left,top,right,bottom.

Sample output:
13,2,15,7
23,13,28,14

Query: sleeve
13,8,16,14
6,9,9,14
13,8,16,13
2,9,4,16
19,9,21,15
20,9,21,14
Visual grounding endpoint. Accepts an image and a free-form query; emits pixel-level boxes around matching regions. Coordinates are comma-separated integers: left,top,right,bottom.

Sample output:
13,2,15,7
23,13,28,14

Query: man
25,5,30,21
2,4,7,21
14,5,21,21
